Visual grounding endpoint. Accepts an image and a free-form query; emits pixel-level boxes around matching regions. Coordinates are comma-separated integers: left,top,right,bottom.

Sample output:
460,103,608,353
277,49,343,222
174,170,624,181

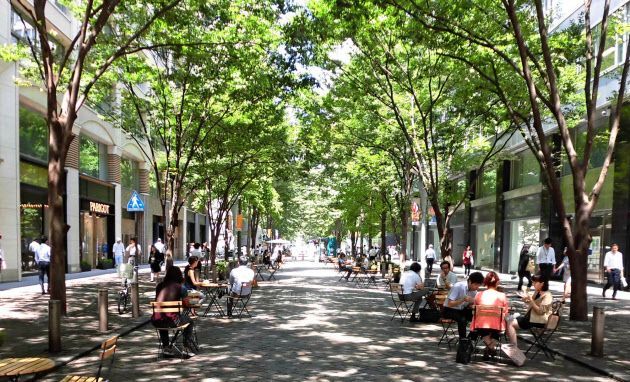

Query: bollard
98,289,109,332
131,282,140,318
591,306,605,357
48,300,61,352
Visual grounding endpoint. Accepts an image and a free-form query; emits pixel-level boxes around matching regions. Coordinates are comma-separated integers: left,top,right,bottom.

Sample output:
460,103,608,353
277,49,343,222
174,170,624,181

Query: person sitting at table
399,262,431,323
338,253,353,280
227,255,255,317
183,255,205,317
469,271,509,359
152,266,194,355
437,261,457,290
505,274,553,350
442,271,484,338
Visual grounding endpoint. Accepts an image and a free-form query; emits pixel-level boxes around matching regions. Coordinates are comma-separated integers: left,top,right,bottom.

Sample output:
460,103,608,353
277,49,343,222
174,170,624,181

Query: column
494,160,510,273
181,207,188,258
0,2,20,281
107,146,122,245
65,134,81,272
194,213,200,244
611,104,630,273
139,162,150,253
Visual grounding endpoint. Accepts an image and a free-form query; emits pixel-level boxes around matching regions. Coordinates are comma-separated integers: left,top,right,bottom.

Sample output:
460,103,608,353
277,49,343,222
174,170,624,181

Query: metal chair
389,283,413,323
150,301,191,360
60,335,118,381
469,305,505,361
525,300,564,360
227,282,253,318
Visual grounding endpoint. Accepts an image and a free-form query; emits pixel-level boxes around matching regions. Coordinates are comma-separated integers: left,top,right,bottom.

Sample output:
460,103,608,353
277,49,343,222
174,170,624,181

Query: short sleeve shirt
444,281,475,310
400,270,422,294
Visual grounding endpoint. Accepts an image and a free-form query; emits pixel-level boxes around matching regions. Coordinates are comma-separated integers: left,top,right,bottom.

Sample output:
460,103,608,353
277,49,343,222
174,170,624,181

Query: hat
157,238,162,242
116,237,121,242
429,244,433,248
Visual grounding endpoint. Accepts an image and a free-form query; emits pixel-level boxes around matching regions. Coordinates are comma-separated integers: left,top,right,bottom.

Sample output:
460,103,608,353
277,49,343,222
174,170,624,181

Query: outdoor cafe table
201,281,228,317
0,357,55,381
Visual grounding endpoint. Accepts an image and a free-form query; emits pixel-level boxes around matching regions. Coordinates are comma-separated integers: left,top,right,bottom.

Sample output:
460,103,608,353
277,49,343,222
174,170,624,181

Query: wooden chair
150,301,191,360
389,283,413,323
227,282,253,318
60,335,118,382
470,305,505,361
525,300,564,360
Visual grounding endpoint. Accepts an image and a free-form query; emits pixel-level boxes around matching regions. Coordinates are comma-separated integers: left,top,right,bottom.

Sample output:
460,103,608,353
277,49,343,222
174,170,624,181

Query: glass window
477,168,496,198
512,150,540,189
121,158,139,190
20,161,48,188
80,136,100,178
19,107,48,162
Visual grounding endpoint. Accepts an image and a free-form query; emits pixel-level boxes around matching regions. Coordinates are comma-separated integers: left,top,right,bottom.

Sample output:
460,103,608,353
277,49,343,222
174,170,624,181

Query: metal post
131,282,140,318
48,300,61,352
98,289,109,332
591,306,605,357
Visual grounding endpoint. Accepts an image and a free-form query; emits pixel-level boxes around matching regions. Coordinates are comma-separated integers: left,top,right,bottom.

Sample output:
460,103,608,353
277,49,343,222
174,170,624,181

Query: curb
517,335,629,382
25,318,151,382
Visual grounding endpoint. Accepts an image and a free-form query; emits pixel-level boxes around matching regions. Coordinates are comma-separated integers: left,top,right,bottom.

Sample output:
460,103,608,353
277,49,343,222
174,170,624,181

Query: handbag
526,258,536,273
418,308,441,323
455,338,473,364
622,276,628,288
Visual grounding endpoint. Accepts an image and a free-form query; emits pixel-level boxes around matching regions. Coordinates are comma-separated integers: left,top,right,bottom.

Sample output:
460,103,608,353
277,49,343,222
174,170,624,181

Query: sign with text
236,214,243,231
411,198,421,226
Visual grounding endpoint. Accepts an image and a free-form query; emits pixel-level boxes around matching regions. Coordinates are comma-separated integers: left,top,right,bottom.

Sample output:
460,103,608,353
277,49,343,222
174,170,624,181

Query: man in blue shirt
442,271,484,338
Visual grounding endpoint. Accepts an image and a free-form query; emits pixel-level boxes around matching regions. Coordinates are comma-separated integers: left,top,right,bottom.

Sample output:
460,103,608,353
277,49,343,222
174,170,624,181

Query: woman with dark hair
152,266,194,354
183,256,205,316
505,274,553,349
470,271,508,358
148,244,164,282
462,245,474,277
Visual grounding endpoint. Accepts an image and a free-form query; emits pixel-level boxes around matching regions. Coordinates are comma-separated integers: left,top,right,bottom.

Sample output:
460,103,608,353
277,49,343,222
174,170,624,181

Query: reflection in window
121,158,139,190
512,150,540,189
80,136,100,178
477,169,496,198
19,107,48,162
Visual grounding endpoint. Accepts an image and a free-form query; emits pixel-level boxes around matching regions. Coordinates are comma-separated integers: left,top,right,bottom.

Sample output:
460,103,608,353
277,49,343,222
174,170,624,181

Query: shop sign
127,190,145,212
411,198,421,226
236,214,243,231
90,201,111,215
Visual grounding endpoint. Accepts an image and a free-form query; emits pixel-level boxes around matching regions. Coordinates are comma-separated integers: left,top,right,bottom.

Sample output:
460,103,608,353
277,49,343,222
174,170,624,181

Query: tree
386,0,630,320
5,0,181,313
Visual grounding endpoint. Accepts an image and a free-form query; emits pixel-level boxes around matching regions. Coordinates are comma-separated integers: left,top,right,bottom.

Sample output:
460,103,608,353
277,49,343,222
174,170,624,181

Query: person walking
462,245,474,277
28,236,40,270
35,236,51,294
425,244,436,275
602,243,624,300
536,238,555,280
554,248,571,300
112,237,125,267
126,237,142,265
148,244,165,282
517,245,533,292
154,238,165,254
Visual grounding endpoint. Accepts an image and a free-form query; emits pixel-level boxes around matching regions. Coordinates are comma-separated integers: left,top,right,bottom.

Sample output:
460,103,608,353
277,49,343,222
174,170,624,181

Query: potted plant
216,260,227,280
97,258,113,269
80,260,92,272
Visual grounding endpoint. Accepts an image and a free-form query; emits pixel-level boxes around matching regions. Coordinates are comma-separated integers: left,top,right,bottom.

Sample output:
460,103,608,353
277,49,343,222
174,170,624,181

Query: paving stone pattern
0,262,627,381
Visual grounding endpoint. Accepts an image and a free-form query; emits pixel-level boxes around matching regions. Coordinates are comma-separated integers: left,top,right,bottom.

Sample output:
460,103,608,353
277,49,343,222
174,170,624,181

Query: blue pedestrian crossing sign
127,191,145,212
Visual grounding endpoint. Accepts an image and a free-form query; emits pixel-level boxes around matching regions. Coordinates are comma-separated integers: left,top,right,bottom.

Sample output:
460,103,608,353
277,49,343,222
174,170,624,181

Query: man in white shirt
442,272,484,338
536,238,556,280
399,262,430,322
437,261,458,289
603,243,625,299
425,244,436,274
35,236,51,295
28,237,41,269
112,238,125,267
227,256,255,317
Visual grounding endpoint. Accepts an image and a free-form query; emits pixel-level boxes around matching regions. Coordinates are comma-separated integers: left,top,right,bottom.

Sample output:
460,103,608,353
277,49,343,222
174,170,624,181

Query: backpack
455,338,473,364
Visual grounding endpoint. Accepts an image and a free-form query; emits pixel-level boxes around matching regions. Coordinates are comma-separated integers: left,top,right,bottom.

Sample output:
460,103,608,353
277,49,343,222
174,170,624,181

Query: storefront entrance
80,200,114,268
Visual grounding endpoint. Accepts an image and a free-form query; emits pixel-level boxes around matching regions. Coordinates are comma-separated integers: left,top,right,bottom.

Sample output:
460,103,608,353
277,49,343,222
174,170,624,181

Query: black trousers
442,306,473,338
539,263,553,280
603,269,622,297
38,261,50,291
426,258,434,274
517,270,532,291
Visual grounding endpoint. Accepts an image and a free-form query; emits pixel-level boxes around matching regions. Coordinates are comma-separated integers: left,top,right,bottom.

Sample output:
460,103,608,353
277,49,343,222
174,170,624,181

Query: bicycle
117,262,137,315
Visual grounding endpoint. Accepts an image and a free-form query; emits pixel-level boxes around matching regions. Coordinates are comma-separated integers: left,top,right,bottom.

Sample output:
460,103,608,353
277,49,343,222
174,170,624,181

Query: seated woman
183,256,206,316
505,274,553,349
151,266,194,354
469,271,509,358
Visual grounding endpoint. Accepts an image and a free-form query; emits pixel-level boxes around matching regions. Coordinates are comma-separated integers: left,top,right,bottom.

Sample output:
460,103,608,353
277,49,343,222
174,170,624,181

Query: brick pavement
3,261,624,381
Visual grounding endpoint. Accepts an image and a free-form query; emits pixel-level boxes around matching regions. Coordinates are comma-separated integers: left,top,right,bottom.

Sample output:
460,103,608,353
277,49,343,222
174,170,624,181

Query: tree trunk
350,231,357,257
48,122,69,314
568,206,592,320
380,207,387,261
167,204,179,258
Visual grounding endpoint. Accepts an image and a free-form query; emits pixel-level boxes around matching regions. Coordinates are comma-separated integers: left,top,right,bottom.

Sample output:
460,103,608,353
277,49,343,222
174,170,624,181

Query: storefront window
475,223,495,268
20,161,48,188
80,136,99,177
19,107,48,162
512,150,540,189
508,218,540,272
